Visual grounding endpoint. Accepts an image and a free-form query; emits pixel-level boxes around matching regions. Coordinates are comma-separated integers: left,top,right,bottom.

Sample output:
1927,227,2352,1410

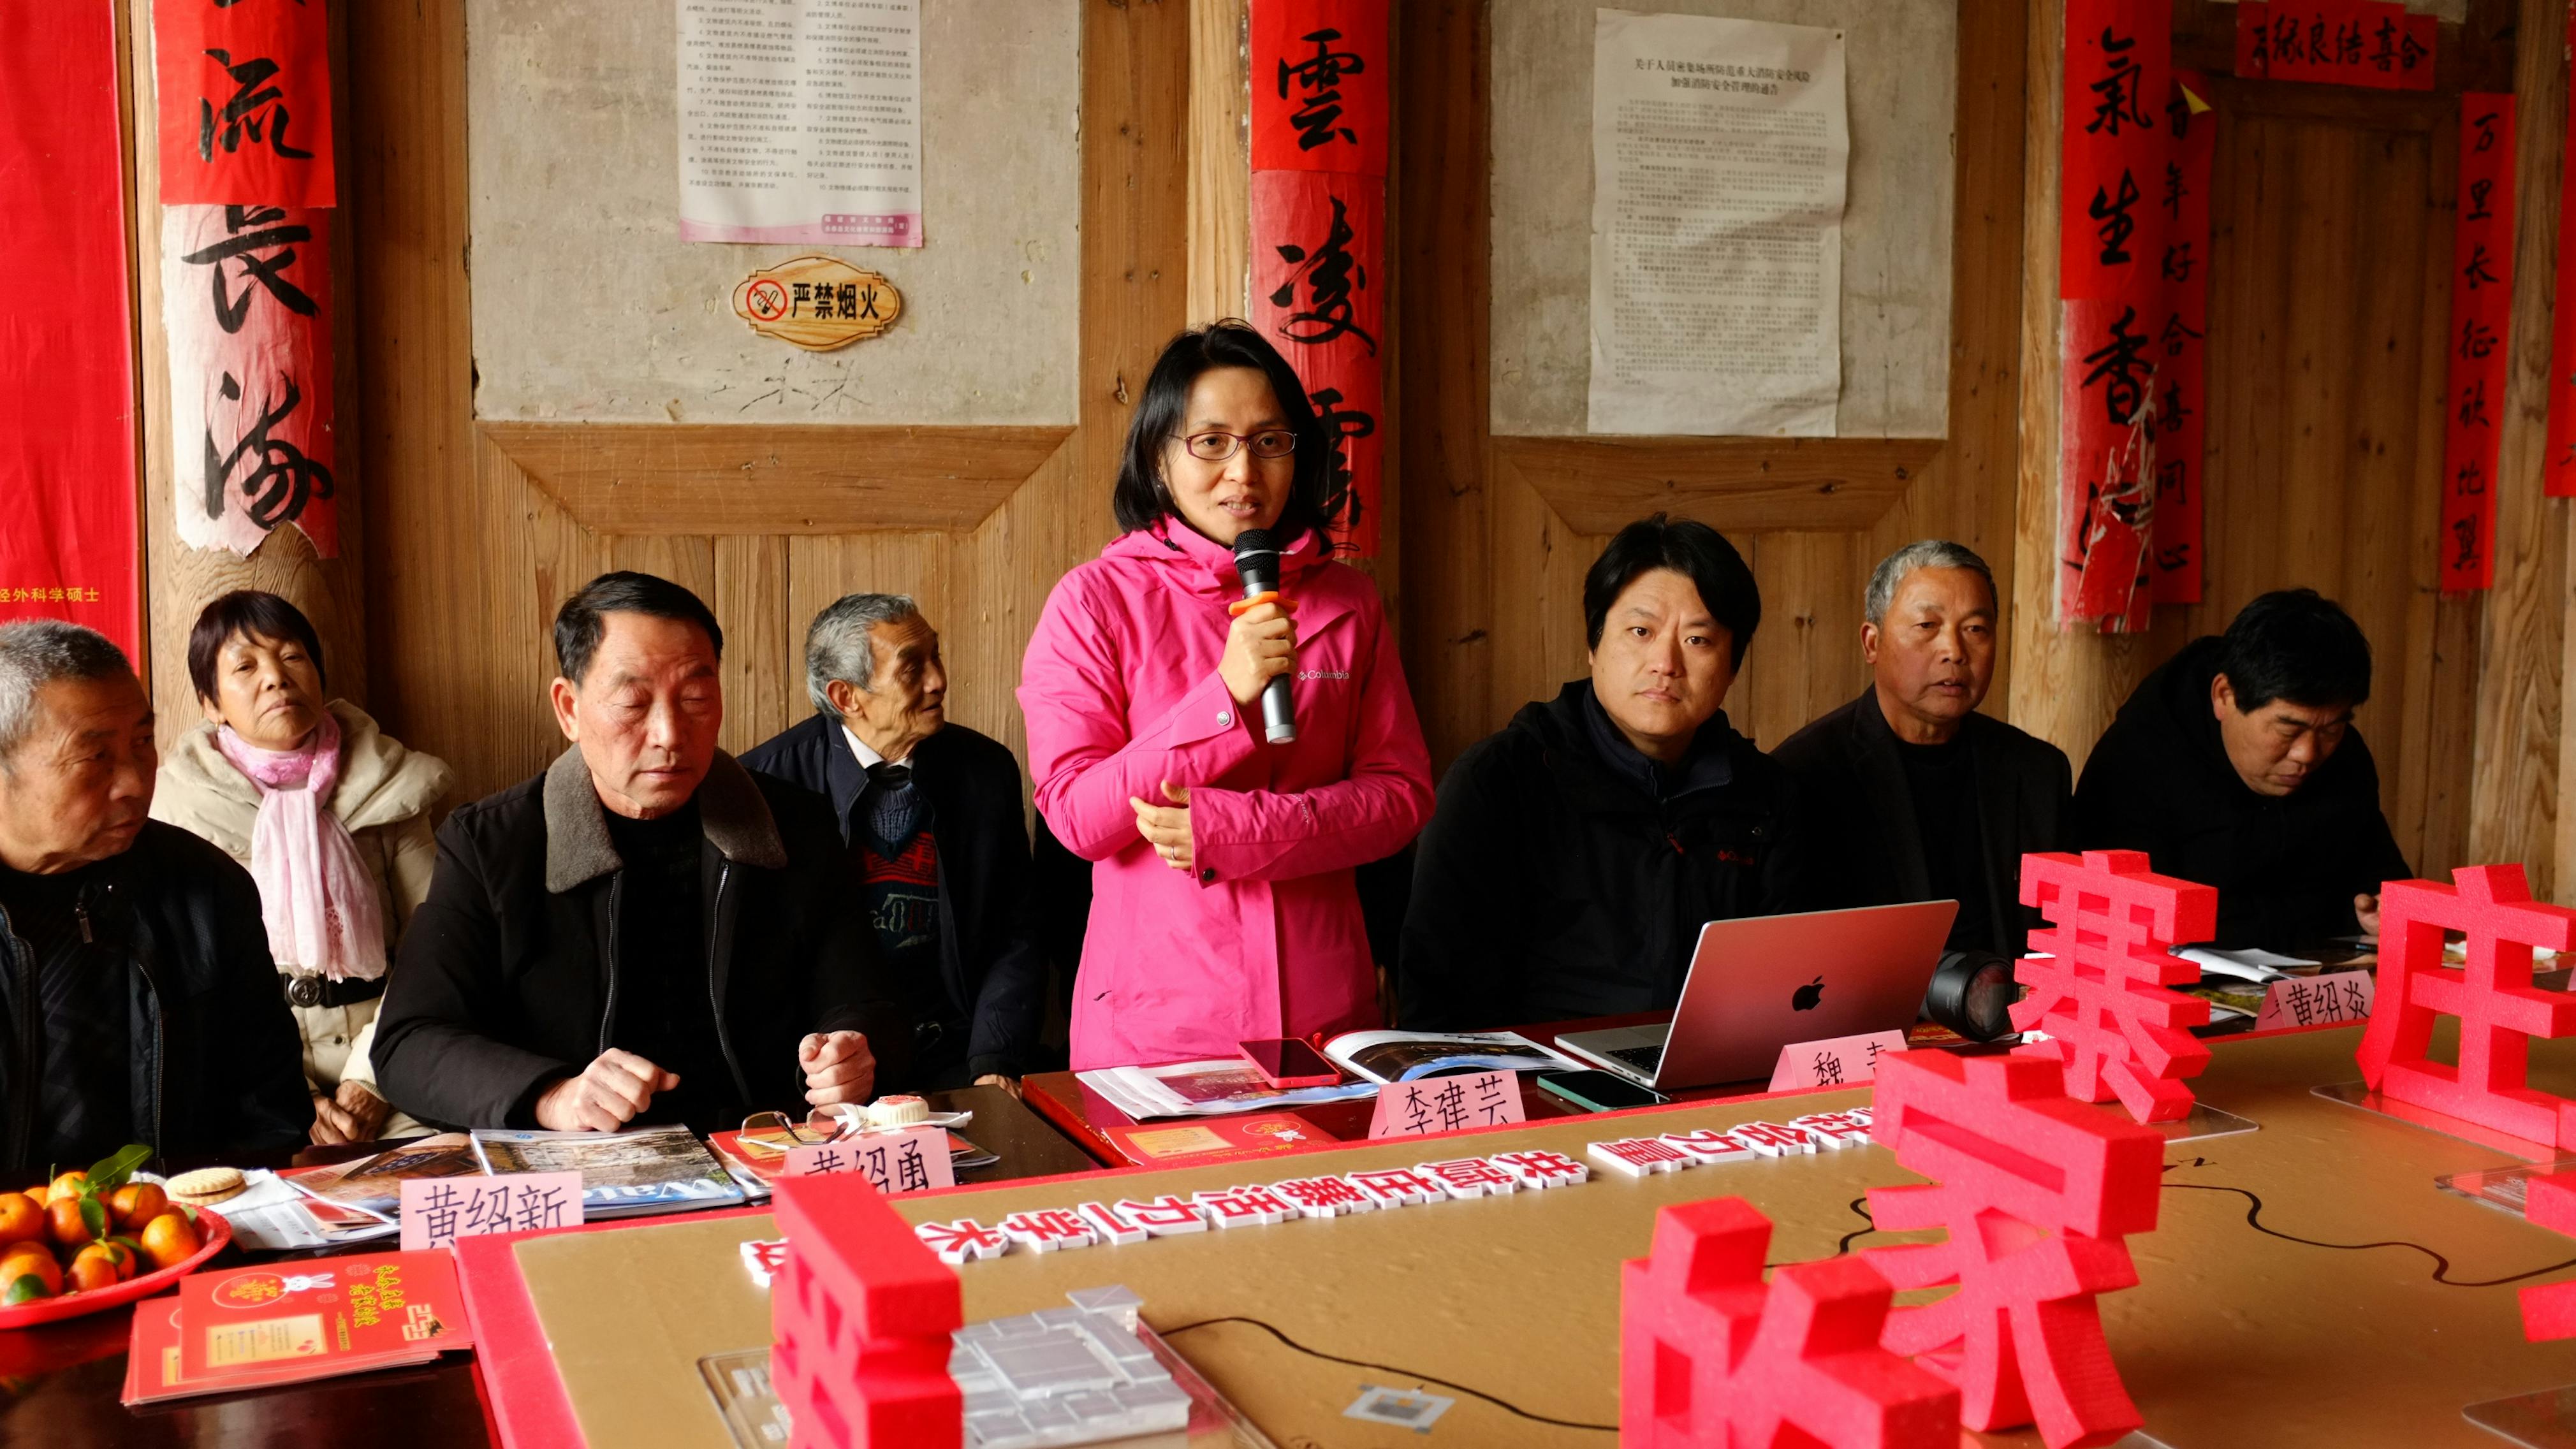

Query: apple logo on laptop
1791,975,1825,1011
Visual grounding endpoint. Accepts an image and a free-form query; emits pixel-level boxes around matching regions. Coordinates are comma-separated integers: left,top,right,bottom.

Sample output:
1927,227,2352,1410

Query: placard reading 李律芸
1368,1071,1524,1140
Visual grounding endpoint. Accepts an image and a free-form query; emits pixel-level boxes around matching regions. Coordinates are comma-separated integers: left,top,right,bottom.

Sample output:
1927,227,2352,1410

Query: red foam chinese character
1417,1157,1519,1198
998,1208,1097,1251
1727,1121,1820,1157
1194,1184,1293,1226
2009,849,2217,1123
1271,1175,1375,1217
2519,1169,2576,1340
2355,864,2576,1147
1590,1137,1694,1177
913,1218,1008,1265
1488,1149,1588,1188
1074,1202,1148,1246
1347,1166,1442,1205
1113,1196,1211,1235
1660,1128,1756,1163
1621,1195,1959,1448
770,1173,962,1449
1864,1052,2165,1449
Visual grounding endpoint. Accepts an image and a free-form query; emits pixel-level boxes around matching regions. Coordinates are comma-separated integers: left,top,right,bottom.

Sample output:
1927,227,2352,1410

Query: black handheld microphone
1231,528,1298,745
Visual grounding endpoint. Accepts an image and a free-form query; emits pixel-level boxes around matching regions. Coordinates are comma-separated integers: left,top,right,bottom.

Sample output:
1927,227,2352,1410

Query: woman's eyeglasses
1176,429,1298,462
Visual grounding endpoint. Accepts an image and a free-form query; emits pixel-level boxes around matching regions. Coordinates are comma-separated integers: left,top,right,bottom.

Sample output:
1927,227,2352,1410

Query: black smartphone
1537,1069,1671,1112
1238,1037,1342,1088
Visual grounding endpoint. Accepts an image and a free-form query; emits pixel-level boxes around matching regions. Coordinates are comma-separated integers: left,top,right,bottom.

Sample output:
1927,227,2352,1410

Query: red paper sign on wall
1249,0,1387,558
154,0,337,208
0,0,140,659
2151,75,2214,607
2440,96,2515,593
2059,0,2174,631
2235,0,2436,92
2546,33,2576,497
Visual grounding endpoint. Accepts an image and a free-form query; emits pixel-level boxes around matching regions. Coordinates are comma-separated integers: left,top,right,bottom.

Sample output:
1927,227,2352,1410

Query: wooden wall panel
349,0,1176,809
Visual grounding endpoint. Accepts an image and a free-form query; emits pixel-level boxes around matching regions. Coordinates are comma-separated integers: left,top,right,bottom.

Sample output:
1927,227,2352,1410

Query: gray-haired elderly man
0,620,309,1172
741,595,1044,1089
1772,542,2074,1037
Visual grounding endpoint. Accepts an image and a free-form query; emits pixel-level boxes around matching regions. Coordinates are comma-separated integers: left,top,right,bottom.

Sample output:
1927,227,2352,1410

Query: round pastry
164,1166,246,1205
865,1095,931,1128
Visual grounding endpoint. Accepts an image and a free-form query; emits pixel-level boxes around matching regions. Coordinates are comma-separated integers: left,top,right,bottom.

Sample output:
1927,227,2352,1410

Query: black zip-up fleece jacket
1399,681,1817,1029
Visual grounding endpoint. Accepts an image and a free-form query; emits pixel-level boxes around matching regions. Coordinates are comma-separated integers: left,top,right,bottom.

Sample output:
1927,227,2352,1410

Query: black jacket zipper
706,861,751,1106
599,874,623,1057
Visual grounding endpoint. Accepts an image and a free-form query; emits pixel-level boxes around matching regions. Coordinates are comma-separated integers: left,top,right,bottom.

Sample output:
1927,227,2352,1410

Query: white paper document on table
1588,9,1848,436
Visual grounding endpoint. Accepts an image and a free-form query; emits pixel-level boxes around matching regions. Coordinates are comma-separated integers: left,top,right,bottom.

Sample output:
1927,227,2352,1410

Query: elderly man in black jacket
1774,542,2073,1038
2077,588,2408,949
374,573,907,1133
742,594,1043,1089
0,621,308,1172
1400,514,1813,1030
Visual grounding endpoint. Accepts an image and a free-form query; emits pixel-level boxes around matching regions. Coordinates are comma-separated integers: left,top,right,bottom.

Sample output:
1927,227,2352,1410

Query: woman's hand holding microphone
1131,595,1298,873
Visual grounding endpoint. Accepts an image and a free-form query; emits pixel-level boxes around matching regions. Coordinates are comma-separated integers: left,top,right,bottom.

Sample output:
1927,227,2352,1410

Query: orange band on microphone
1227,590,1294,617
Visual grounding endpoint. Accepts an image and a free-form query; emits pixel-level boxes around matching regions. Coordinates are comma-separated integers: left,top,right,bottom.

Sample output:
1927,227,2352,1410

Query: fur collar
541,747,786,894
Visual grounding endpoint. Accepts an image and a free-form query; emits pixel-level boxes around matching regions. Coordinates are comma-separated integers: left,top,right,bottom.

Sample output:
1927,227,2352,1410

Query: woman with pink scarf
1019,323,1434,1070
150,592,452,1144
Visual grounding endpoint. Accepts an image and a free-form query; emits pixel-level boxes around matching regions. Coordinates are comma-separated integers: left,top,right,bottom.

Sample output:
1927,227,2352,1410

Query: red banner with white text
1249,0,1387,557
0,1,140,657
2440,96,2515,592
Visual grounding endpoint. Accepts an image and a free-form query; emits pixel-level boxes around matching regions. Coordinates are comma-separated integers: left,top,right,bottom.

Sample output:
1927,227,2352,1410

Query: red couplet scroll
2149,75,2214,606
0,0,140,658
2547,47,2576,497
2058,0,2174,632
153,0,337,208
1248,0,1388,557
2439,96,2516,593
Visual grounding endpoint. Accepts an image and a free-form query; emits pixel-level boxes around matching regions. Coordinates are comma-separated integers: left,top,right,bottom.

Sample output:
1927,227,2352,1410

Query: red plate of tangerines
0,1148,232,1329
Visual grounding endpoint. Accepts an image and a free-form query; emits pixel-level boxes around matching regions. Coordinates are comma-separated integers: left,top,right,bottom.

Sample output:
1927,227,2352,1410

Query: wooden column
1187,0,1250,324
122,0,367,748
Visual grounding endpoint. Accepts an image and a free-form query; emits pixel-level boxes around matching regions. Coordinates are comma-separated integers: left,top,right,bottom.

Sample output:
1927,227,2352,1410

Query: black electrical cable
2163,1181,2576,1288
1155,1316,1618,1434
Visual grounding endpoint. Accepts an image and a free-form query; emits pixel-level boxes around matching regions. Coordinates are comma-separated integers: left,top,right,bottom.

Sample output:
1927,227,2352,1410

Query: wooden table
0,1083,1100,1446
1021,1012,1844,1165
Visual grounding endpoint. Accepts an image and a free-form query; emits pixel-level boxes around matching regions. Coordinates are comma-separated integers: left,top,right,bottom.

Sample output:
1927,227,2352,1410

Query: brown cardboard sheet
515,1024,2576,1448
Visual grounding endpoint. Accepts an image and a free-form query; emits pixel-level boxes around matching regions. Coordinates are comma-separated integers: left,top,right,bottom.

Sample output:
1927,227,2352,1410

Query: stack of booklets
122,1250,472,1405
1076,1031,1579,1119
279,1126,745,1234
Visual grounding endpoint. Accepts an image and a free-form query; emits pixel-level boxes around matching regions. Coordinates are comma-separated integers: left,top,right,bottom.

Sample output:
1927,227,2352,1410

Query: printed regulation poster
1588,10,1849,437
677,0,924,245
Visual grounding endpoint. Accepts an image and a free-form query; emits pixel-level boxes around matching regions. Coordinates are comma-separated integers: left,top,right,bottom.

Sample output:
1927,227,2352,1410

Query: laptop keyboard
1607,1044,1665,1075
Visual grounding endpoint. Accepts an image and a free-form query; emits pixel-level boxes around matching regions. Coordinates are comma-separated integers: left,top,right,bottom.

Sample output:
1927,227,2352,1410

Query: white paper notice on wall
677,0,925,246
1587,10,1848,437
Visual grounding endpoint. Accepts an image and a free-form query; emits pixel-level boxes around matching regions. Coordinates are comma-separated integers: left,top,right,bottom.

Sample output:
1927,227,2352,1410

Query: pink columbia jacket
1018,522,1435,1070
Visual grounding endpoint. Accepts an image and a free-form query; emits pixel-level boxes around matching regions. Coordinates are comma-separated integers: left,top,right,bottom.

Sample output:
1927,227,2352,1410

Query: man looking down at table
373,572,907,1133
0,621,308,1169
2076,588,2409,949
1399,513,1813,1030
1773,541,2072,1038
742,593,1044,1092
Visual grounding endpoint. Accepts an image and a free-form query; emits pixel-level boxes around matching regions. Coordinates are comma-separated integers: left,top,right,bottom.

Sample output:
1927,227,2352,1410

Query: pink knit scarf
216,711,387,982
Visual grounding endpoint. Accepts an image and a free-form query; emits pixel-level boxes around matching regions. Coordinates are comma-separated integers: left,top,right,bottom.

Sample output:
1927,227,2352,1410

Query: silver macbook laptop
1554,900,1959,1092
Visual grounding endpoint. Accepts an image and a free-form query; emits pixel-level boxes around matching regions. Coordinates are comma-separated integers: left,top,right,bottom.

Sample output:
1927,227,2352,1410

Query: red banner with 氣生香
2546,36,2576,497
0,0,139,659
154,0,337,208
2059,0,2172,631
2439,95,2515,593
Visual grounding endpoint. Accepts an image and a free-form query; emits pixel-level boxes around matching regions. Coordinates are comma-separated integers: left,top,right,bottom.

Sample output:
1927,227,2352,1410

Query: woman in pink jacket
1019,323,1434,1070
